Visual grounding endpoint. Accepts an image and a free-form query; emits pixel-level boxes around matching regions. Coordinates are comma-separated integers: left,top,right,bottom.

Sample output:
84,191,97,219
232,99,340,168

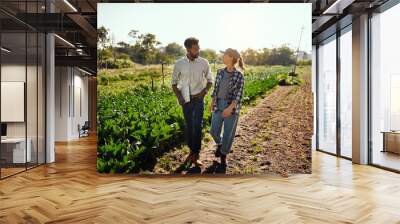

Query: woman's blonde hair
223,48,245,70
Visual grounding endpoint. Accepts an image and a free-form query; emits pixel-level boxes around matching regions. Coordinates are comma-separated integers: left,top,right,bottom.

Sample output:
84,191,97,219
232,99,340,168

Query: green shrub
97,86,185,173
99,58,134,69
277,73,302,86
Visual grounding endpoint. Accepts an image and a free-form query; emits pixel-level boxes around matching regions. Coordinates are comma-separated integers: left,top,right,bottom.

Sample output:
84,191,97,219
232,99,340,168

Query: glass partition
370,3,400,171
0,1,46,179
339,27,352,158
317,35,337,154
1,31,28,177
38,32,45,165
27,31,38,169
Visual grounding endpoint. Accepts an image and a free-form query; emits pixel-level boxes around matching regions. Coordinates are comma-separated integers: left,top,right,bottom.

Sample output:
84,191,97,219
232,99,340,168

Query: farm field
97,64,310,174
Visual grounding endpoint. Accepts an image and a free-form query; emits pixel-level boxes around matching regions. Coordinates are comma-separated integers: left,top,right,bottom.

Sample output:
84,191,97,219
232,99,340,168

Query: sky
98,3,312,53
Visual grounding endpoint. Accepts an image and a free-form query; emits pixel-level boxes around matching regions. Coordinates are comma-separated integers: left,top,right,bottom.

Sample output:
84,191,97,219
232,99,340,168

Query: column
352,14,369,164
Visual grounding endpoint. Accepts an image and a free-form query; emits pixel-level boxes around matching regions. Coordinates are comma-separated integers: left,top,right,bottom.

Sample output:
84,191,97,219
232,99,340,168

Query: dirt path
153,72,313,176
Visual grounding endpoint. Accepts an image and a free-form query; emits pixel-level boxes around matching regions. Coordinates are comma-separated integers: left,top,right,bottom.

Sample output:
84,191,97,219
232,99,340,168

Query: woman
209,48,245,168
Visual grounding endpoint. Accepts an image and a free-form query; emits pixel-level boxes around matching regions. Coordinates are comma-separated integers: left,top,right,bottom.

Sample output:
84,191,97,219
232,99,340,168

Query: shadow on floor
203,161,226,174
173,160,227,174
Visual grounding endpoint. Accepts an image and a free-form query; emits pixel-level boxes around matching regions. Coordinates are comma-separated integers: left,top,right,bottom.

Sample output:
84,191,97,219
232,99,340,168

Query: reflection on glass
371,3,400,171
1,32,27,177
340,29,352,158
0,1,47,179
318,36,337,154
27,31,38,169
38,33,46,165
390,75,400,130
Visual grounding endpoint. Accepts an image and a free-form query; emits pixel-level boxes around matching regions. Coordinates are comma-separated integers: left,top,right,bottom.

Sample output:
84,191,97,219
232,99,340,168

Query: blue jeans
210,99,239,155
182,97,204,154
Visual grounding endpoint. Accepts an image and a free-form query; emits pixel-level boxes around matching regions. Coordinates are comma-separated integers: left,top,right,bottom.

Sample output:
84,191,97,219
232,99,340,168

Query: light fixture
322,0,355,15
78,67,93,76
63,0,78,12
76,48,87,54
54,34,75,48
1,47,11,53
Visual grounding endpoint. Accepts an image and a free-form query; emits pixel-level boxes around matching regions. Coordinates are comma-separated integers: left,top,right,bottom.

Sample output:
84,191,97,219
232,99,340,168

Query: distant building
297,51,311,60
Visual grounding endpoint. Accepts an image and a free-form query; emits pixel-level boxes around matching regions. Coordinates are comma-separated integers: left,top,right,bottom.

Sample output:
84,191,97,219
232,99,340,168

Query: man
171,37,213,167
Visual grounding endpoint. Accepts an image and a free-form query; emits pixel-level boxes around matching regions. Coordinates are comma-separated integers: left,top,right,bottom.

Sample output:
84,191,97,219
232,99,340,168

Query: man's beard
189,53,199,59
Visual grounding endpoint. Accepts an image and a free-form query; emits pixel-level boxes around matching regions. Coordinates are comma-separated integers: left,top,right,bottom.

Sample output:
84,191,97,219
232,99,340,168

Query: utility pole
161,62,165,86
291,25,304,80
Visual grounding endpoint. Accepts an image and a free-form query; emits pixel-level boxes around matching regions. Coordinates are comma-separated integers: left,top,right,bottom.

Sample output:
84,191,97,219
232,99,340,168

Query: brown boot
214,144,222,157
193,153,203,167
220,154,227,167
184,152,194,165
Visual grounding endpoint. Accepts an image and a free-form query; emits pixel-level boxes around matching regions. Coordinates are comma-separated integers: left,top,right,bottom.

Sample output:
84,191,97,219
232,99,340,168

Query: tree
97,26,110,68
99,27,298,67
200,49,217,63
165,42,185,59
241,48,259,65
117,53,130,60
110,33,116,63
115,41,131,56
117,41,130,49
154,49,169,64
266,45,295,66
128,30,138,42
133,33,161,64
258,48,271,65
97,26,109,49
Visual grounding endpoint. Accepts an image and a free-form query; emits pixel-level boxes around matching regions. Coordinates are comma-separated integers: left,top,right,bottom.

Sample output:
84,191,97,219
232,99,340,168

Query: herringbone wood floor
1,135,400,224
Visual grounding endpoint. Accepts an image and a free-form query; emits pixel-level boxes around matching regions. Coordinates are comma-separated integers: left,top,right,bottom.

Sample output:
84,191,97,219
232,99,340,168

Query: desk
382,131,400,154
1,138,31,163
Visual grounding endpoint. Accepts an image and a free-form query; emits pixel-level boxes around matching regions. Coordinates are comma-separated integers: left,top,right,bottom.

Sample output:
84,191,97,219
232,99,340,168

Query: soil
153,71,313,176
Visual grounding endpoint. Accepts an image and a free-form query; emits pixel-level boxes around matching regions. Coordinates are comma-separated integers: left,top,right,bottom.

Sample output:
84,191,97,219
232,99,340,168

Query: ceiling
0,0,97,74
308,0,390,44
1,0,395,74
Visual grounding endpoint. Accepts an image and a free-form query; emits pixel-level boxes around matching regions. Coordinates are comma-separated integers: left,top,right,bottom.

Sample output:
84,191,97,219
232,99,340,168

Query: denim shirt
211,67,244,114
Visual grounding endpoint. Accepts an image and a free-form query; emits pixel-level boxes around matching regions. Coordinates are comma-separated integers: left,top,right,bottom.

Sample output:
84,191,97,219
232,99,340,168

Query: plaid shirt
211,67,244,114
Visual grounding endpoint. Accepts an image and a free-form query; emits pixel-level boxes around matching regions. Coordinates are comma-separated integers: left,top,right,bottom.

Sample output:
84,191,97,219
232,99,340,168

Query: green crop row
98,71,161,86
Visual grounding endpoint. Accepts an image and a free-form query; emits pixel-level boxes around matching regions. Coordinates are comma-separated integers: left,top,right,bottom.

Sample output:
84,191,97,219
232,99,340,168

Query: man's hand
193,82,212,100
199,88,208,99
192,88,208,99
172,84,186,106
210,98,216,112
177,95,186,106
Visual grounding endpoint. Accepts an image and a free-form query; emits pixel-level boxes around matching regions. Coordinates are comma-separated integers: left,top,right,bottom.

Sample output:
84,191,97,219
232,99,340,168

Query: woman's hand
222,101,237,118
222,107,233,118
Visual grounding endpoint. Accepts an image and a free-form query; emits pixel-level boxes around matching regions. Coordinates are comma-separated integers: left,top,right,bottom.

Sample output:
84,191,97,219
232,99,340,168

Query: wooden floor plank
0,135,399,223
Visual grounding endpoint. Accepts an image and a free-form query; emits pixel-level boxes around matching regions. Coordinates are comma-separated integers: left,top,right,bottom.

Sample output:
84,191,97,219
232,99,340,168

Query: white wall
1,65,27,139
1,63,46,164
54,67,89,141
55,66,70,141
72,71,89,138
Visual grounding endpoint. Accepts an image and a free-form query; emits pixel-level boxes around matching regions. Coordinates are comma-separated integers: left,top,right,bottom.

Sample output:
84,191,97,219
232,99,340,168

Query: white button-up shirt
171,56,213,98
